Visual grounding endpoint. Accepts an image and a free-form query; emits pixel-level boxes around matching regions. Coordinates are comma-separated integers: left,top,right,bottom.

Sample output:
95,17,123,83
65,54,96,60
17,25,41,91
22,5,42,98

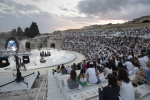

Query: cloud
59,6,69,12
0,0,41,14
0,10,58,33
0,5,85,33
77,0,150,20
0,0,57,33
0,0,91,33
1,0,149,33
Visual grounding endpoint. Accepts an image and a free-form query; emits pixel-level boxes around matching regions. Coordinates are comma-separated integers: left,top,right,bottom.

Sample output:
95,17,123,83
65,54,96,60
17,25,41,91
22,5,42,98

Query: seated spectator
132,60,150,86
99,74,120,100
111,62,118,76
138,55,146,68
66,65,72,74
53,65,61,73
118,62,129,74
86,64,100,84
78,69,87,87
117,69,135,100
61,64,66,74
132,63,140,75
97,66,105,82
133,57,141,69
94,65,100,76
67,70,78,89
104,62,112,78
72,63,77,70
123,58,134,75
97,66,104,77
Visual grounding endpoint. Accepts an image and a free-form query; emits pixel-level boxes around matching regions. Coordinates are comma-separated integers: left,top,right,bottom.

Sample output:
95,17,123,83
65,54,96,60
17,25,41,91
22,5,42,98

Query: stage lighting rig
0,50,33,88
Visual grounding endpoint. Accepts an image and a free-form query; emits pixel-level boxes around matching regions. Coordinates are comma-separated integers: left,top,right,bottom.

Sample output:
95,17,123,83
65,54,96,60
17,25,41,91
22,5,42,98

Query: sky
0,0,150,33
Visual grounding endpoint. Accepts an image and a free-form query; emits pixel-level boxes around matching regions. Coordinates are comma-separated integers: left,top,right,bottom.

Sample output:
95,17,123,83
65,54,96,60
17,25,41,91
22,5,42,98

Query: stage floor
0,73,37,93
0,49,76,71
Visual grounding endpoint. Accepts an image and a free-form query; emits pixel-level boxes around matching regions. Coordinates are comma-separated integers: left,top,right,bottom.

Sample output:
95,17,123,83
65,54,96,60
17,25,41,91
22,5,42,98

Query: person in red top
83,61,87,71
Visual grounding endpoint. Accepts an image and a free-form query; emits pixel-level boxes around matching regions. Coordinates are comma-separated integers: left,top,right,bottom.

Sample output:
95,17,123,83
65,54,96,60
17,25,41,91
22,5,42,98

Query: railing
35,70,48,100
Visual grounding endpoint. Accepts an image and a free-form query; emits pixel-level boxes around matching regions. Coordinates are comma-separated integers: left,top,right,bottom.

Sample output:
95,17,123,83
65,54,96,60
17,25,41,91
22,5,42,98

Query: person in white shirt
123,59,134,72
128,55,133,60
132,66,140,75
117,69,135,100
86,64,98,84
66,65,72,74
138,55,146,68
143,54,149,61
104,62,112,78
143,55,148,65
97,66,105,82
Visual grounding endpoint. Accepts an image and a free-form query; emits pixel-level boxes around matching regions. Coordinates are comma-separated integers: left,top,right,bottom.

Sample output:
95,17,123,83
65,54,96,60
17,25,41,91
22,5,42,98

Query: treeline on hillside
0,22,40,38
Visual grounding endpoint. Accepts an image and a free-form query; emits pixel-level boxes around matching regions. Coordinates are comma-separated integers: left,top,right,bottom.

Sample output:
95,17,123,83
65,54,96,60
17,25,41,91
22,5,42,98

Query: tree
10,29,17,36
24,27,30,37
29,22,40,38
17,27,23,37
23,22,40,38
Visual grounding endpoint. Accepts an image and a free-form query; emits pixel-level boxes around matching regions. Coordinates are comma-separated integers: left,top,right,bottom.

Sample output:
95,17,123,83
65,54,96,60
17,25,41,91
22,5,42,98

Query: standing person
99,74,120,100
78,69,87,87
80,62,83,69
77,63,81,70
83,61,87,71
67,70,78,89
117,69,135,100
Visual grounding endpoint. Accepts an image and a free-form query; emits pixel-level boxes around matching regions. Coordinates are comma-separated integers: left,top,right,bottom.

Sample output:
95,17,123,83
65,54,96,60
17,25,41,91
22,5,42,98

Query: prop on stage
40,51,51,57
40,57,46,64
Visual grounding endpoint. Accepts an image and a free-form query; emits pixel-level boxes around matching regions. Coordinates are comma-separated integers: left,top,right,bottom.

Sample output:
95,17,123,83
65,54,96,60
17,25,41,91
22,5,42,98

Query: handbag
78,84,82,90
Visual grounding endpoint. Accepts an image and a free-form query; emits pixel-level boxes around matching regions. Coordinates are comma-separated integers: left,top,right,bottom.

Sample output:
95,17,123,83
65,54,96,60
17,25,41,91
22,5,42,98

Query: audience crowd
53,27,150,100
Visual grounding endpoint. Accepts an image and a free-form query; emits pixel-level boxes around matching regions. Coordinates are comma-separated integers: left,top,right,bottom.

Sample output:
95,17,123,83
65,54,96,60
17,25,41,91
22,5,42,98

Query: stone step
47,88,62,94
0,96,23,100
0,92,44,100
47,93,65,100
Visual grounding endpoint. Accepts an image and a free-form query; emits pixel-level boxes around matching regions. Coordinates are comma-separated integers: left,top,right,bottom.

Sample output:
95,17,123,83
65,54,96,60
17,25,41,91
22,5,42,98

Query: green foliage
25,22,40,38
17,27,23,37
24,27,30,37
10,29,17,36
0,22,40,38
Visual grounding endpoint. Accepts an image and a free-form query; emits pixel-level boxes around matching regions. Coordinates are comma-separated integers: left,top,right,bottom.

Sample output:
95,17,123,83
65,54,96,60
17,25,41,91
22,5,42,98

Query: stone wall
132,16,150,24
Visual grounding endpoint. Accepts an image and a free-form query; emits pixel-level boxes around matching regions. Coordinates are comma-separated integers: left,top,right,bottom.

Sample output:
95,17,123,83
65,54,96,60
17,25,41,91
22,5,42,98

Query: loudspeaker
26,42,30,49
0,56,10,68
22,56,30,64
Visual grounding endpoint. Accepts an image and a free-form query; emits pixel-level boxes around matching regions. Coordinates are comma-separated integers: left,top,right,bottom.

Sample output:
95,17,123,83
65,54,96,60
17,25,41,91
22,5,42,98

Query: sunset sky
0,0,150,33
